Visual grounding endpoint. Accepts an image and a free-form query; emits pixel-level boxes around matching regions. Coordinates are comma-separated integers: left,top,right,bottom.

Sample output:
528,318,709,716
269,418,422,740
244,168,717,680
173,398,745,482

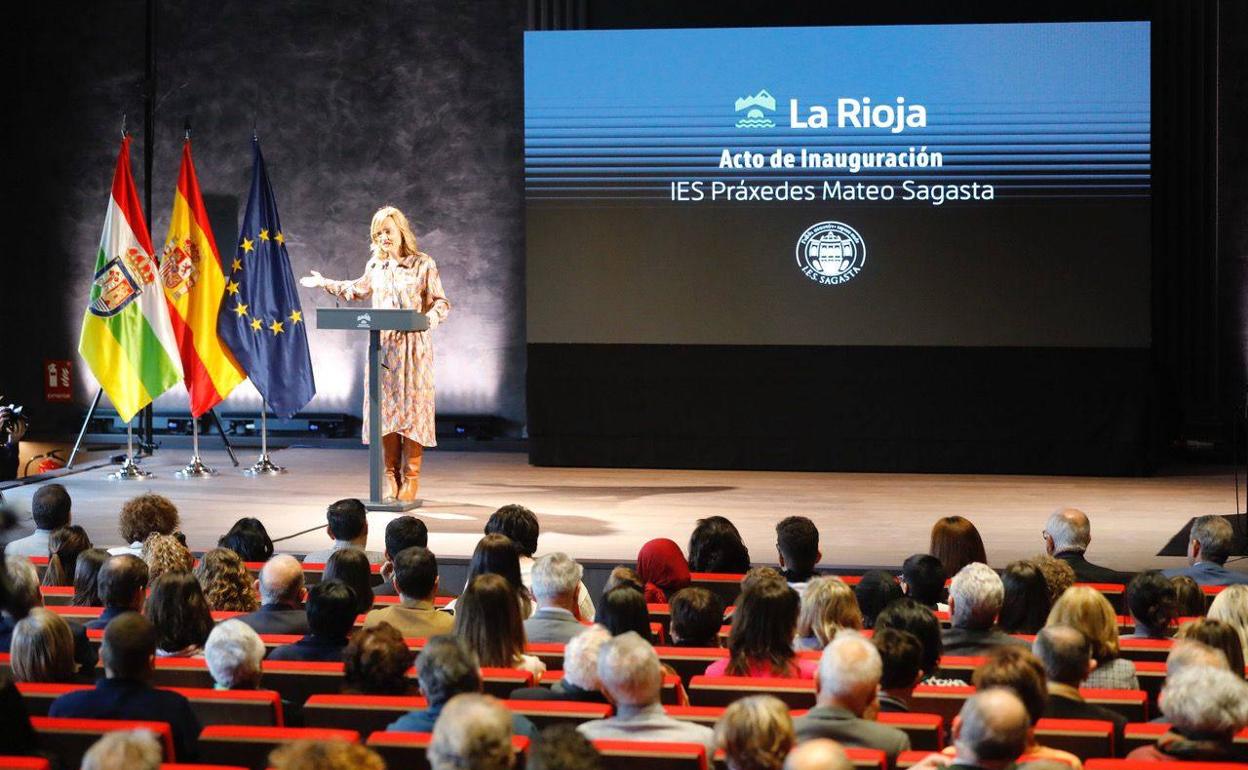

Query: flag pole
244,399,285,476
109,419,152,480
176,414,217,478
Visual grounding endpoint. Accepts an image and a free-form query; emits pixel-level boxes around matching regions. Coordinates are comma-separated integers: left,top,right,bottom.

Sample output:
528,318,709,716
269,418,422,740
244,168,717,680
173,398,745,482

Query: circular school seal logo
796,221,865,285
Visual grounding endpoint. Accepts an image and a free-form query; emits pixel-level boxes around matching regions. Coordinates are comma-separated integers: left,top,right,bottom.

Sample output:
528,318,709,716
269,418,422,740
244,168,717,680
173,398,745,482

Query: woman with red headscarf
636,538,692,603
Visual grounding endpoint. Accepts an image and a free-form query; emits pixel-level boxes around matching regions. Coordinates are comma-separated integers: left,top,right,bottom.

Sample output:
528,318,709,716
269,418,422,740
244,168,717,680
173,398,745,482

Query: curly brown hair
343,622,415,695
194,547,259,613
119,493,180,544
141,532,194,583
1032,554,1077,604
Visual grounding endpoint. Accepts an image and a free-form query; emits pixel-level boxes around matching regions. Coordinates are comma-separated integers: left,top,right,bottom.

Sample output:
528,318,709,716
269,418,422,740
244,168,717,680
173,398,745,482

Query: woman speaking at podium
301,206,450,501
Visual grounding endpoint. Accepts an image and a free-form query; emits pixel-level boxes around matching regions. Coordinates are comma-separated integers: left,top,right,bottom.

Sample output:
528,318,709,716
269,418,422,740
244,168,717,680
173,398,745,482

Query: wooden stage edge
3,446,1246,576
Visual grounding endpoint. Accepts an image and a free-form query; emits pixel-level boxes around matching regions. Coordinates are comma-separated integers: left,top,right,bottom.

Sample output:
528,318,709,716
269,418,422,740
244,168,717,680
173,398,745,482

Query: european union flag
218,138,316,417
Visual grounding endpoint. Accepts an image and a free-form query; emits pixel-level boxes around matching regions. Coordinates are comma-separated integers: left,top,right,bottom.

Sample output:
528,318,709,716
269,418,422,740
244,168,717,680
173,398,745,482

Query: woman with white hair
511,624,611,703
301,206,450,502
204,619,265,690
1127,665,1248,762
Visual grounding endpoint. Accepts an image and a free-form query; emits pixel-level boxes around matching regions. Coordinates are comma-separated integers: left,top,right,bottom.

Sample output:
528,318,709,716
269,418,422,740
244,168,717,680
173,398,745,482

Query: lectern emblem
796,221,865,285
355,313,372,329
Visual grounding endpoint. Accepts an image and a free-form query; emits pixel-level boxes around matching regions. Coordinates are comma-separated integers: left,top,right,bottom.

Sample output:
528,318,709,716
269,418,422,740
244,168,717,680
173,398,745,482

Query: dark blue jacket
47,677,201,761
388,701,538,740
267,634,349,662
84,606,129,631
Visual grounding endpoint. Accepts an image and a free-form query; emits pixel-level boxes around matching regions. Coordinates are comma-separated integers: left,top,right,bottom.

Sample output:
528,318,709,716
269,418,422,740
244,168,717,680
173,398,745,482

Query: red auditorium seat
1077,582,1127,612
304,694,428,734
1121,723,1248,756
909,684,975,723
664,705,725,727
0,758,50,770
31,716,176,767
39,586,75,606
1080,688,1150,722
877,712,945,751
198,725,359,770
1034,718,1116,759
688,573,744,606
842,748,888,770
503,698,613,728
655,646,728,684
1117,638,1174,664
367,731,530,770
593,740,708,770
1133,661,1167,706
526,641,566,671
542,670,686,705
687,676,816,709
1087,761,1247,770
933,656,985,681
14,682,282,726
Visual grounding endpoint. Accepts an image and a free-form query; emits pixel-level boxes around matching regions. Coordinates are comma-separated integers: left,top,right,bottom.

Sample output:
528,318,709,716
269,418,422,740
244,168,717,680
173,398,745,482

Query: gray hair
597,631,662,707
2,554,40,615
816,631,882,699
204,620,265,689
418,635,483,707
1044,508,1091,553
1191,515,1234,565
956,688,1030,763
1159,666,1248,736
949,563,1003,629
428,693,515,770
259,554,305,605
782,739,851,770
81,729,162,770
564,624,611,691
1165,638,1229,677
530,553,583,602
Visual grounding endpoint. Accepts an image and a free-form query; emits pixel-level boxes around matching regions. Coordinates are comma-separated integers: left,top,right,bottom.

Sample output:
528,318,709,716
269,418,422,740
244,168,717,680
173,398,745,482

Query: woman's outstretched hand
299,270,325,288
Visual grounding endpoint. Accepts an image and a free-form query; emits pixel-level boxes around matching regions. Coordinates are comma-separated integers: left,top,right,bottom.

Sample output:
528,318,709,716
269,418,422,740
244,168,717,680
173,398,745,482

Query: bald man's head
1044,508,1091,554
783,740,851,770
955,688,1030,765
258,554,305,606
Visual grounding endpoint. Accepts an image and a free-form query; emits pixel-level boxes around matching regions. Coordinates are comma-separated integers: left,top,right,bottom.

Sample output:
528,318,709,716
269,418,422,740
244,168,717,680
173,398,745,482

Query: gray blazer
793,705,911,766
1162,562,1248,587
524,607,588,644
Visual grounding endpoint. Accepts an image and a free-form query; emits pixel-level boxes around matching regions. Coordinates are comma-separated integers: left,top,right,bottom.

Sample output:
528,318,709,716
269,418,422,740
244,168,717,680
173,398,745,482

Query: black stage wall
525,0,1248,476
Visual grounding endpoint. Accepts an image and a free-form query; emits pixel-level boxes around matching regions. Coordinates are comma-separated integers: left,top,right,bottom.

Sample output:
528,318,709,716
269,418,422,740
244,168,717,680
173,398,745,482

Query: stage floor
3,446,1244,575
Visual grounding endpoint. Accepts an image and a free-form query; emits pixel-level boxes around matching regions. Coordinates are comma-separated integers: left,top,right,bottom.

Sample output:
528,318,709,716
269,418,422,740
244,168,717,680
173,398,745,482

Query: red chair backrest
909,684,976,723
0,757,51,770
1034,718,1116,760
663,705,725,726
1121,722,1248,755
842,748,888,770
876,712,945,751
1086,761,1247,770
542,671,686,705
592,740,708,770
367,731,530,770
303,694,428,734
1079,688,1150,722
687,676,815,709
31,716,176,766
654,646,728,685
198,725,359,770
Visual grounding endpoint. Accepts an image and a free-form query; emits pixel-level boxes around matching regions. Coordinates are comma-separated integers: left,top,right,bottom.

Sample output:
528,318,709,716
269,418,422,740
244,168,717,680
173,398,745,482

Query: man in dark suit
942,688,1032,770
524,553,590,644
1162,515,1248,586
374,516,428,597
48,612,200,761
940,564,1030,656
1034,626,1127,740
235,554,309,635
1043,508,1133,584
1,554,97,673
268,579,356,661
86,555,149,631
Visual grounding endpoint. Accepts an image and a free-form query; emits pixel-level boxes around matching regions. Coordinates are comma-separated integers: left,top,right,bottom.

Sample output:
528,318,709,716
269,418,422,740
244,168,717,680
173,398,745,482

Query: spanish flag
159,139,244,416
78,137,184,422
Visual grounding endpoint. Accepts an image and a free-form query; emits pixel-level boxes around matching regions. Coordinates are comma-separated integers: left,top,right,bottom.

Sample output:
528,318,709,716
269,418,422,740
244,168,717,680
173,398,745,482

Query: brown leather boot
381,433,403,500
397,438,424,501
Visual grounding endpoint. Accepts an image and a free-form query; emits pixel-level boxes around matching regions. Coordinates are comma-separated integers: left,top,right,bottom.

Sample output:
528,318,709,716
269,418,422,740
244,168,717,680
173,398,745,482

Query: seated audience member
637,537,692,603
783,739,852,770
944,688,1031,770
2,554,97,672
716,694,795,770
793,632,911,763
111,493,180,556
853,570,902,629
707,575,816,678
42,525,92,586
376,515,428,596
511,625,611,703
669,586,726,647
236,554,309,634
343,622,415,695
7,482,71,557
968,646,1082,770
1165,637,1230,677
688,515,753,574
141,532,194,582
11,607,80,683
1163,514,1248,586
49,612,201,760
204,619,265,690
604,566,644,594
303,498,384,565
1032,554,1076,605
942,563,1028,655
88,554,149,630
217,517,275,563
1127,569,1179,638
528,724,603,770
270,579,358,661
389,634,539,739
998,560,1050,634
776,516,821,591
1170,575,1206,617
456,573,546,677
363,545,453,637
1043,507,1132,583
1129,666,1248,762
1046,585,1138,689
599,584,653,641
1207,584,1248,660
1034,626,1128,736
796,577,862,651
429,693,518,770
578,631,716,754
271,740,385,770
72,547,109,606
900,554,946,609
1175,618,1245,678
454,533,534,617
486,503,595,620
873,628,924,713
324,547,375,615
929,515,987,580
144,571,214,657
876,598,953,686
526,552,590,644
81,729,162,770
194,547,259,613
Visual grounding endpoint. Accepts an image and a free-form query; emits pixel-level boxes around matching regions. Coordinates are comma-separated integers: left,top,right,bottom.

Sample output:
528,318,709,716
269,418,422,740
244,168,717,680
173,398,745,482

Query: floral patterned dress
323,252,450,446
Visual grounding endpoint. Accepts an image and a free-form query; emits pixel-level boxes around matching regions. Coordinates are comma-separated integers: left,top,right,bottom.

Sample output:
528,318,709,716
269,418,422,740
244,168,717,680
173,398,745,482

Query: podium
317,308,428,511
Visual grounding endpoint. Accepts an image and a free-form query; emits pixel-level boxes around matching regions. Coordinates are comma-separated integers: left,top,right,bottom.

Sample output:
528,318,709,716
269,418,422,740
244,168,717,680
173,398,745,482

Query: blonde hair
1046,585,1120,660
11,607,77,682
797,576,863,646
369,206,421,261
82,729,162,770
1207,585,1248,661
715,695,795,770
141,532,194,583
271,741,386,770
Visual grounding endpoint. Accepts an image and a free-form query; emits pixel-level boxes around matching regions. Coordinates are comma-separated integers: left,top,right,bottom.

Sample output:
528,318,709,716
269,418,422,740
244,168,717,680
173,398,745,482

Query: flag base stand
175,416,216,478
244,454,285,476
365,498,422,512
108,421,151,480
